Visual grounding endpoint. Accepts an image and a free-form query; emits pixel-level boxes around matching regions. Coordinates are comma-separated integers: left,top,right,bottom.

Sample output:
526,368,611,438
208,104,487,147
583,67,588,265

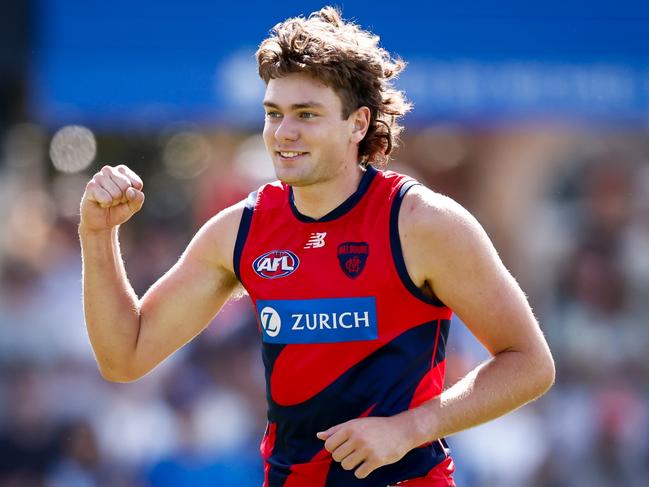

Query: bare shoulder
186,200,247,275
398,184,506,308
399,184,489,255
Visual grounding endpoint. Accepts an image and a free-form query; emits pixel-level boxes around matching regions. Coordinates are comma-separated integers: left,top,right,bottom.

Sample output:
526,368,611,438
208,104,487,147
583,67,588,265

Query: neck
292,163,365,220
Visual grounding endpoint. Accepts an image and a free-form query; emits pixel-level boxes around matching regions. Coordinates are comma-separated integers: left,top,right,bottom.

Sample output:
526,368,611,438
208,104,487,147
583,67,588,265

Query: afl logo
259,306,281,337
253,250,300,279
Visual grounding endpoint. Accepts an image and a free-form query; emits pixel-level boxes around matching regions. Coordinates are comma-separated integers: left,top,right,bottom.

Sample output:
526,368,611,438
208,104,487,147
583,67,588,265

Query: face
262,72,364,187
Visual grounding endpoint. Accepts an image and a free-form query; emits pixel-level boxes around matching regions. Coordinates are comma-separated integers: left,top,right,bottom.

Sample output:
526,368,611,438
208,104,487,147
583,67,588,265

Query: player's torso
235,166,453,486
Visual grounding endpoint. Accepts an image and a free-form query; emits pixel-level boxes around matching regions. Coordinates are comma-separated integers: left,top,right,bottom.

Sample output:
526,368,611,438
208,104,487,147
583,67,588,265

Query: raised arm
79,165,243,382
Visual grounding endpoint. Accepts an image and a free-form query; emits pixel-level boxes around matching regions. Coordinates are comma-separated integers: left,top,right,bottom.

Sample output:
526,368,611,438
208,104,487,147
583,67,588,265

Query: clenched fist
80,165,145,232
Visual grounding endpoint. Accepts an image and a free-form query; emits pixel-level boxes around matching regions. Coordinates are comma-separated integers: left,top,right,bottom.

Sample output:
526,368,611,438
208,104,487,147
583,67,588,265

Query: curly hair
256,6,412,165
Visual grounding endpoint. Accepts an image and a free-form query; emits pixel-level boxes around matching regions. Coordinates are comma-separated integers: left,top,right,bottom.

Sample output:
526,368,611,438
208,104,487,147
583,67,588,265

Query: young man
79,7,554,487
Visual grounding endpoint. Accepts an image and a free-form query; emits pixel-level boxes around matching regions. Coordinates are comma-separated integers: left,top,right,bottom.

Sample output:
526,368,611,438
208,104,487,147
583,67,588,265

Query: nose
274,117,299,142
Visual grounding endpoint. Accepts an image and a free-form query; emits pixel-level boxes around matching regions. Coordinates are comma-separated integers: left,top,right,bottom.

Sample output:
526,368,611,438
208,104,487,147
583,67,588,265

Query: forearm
403,348,555,446
80,225,141,380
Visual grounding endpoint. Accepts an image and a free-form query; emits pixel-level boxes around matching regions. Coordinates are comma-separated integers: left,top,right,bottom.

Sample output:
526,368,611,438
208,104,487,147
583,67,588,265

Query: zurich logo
256,297,378,344
259,306,281,337
253,250,300,279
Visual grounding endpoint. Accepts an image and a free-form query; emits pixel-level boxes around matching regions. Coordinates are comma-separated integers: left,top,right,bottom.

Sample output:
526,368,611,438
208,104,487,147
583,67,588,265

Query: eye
299,112,317,119
265,111,282,119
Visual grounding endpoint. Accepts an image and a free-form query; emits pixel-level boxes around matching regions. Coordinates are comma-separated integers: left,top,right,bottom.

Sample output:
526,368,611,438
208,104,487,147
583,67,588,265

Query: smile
277,151,308,159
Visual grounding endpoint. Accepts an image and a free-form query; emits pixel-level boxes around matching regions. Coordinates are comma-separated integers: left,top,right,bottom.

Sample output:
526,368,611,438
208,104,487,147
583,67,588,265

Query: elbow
97,362,144,383
533,347,556,397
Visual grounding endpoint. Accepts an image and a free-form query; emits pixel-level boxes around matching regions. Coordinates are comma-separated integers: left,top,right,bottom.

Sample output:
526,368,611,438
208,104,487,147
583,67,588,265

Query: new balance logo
304,232,327,249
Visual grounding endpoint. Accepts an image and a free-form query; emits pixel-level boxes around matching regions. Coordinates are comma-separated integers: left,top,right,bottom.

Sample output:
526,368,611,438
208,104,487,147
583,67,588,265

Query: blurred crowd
0,124,648,486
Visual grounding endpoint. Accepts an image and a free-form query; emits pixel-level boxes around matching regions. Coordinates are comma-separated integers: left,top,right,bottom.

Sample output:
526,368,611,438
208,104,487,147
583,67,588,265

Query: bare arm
319,185,554,479
79,165,243,382
398,185,555,443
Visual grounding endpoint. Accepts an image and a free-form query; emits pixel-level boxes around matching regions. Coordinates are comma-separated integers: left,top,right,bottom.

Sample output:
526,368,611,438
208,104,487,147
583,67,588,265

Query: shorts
389,457,456,487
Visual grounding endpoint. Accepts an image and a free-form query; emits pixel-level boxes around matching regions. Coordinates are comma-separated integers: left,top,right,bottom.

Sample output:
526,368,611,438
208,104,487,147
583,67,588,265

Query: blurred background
1,1,649,486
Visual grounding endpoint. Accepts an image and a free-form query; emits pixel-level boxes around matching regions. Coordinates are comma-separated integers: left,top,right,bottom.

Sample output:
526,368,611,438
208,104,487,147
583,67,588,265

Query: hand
80,165,145,232
316,415,418,479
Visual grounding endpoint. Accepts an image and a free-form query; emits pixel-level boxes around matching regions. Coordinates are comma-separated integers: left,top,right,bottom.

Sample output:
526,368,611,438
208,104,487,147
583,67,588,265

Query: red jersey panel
235,166,454,487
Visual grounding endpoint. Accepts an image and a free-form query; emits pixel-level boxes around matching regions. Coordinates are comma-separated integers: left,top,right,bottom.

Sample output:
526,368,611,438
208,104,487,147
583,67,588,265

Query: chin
276,174,309,187
274,167,310,187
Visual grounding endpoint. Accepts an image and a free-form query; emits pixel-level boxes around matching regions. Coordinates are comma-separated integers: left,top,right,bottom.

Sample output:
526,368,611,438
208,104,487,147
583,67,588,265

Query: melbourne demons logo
253,250,300,279
337,242,369,279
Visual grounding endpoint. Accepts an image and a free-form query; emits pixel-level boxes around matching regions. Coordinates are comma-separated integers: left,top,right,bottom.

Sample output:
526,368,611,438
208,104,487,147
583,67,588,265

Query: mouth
276,151,308,161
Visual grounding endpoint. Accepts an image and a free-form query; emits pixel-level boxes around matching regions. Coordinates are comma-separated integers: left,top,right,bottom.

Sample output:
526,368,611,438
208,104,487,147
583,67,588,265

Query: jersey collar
288,165,378,223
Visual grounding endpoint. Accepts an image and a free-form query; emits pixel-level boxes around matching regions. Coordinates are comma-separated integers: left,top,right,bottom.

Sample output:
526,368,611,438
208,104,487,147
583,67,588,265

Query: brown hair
256,6,412,165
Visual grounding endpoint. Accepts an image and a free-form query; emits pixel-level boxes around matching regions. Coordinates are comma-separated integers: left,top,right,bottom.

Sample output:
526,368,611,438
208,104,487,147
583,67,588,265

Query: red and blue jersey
234,166,454,486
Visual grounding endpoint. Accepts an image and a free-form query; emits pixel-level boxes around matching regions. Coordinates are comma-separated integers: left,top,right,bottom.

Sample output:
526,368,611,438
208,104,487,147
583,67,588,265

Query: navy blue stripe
390,180,446,307
434,319,451,366
233,190,257,283
289,165,378,223
265,320,451,485
268,465,290,487
265,320,443,455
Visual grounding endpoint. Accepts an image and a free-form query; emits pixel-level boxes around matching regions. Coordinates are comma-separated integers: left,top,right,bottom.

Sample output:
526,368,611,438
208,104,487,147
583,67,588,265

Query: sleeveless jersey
234,166,454,487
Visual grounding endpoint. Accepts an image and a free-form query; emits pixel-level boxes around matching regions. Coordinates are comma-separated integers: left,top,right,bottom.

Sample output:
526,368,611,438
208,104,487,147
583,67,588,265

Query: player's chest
243,217,391,295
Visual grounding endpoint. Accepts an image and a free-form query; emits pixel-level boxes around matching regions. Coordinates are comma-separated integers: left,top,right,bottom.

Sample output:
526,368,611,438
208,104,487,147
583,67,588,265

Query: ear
350,106,371,144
